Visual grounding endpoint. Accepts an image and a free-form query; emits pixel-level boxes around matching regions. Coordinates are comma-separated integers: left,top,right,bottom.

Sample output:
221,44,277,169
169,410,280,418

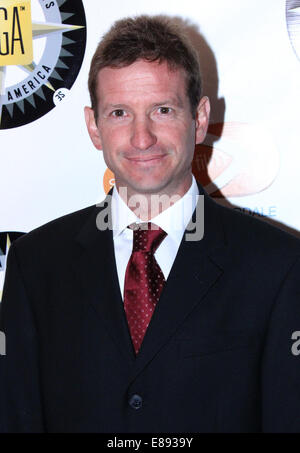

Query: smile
126,155,167,164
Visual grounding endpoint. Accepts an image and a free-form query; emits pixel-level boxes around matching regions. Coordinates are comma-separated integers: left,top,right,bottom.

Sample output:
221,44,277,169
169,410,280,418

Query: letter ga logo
0,0,86,129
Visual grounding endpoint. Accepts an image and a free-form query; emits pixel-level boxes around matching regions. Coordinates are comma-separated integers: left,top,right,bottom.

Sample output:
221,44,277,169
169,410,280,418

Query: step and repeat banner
1,0,300,299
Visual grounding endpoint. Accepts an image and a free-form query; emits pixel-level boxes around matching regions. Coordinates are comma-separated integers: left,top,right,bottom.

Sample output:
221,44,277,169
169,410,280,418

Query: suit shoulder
11,204,97,253
212,199,300,255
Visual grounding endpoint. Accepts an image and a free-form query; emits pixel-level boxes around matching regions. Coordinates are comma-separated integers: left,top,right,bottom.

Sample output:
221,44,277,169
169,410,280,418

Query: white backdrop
0,0,299,267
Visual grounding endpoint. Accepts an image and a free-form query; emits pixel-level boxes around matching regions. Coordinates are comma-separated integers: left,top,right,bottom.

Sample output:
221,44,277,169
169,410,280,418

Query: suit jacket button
129,394,143,410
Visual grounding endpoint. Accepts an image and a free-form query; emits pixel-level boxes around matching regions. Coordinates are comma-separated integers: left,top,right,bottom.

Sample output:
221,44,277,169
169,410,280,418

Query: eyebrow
103,99,184,111
103,104,128,110
151,99,184,108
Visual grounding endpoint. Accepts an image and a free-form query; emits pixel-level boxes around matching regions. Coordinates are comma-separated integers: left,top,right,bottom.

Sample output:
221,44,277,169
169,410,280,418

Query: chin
131,179,169,194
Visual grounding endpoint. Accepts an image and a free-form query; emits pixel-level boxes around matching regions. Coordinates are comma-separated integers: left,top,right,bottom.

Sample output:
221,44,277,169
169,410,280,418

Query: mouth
126,154,167,164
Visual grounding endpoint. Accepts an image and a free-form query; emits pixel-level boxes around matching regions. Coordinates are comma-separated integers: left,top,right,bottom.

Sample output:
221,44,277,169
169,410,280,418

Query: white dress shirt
112,175,199,299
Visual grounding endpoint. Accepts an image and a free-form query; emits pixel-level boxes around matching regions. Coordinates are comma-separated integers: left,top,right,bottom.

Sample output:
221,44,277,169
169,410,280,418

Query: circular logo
0,0,86,129
193,122,279,198
286,0,300,63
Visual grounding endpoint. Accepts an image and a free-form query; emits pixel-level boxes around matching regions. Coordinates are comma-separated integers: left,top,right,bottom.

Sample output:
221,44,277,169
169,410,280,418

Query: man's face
85,59,210,198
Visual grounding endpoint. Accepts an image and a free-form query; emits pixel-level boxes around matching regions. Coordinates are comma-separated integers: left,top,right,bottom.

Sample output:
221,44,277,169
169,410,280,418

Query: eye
111,109,126,117
158,107,172,114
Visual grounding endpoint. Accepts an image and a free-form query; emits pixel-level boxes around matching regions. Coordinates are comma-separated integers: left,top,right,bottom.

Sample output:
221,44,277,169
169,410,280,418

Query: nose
130,118,157,150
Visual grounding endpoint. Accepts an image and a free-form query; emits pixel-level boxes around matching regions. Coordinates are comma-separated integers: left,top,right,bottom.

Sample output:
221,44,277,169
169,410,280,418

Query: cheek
156,127,183,148
100,129,124,156
159,121,194,143
163,130,193,156
182,127,197,154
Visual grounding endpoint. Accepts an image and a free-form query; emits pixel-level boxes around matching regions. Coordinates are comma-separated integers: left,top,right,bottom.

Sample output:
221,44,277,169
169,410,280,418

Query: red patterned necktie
124,222,167,355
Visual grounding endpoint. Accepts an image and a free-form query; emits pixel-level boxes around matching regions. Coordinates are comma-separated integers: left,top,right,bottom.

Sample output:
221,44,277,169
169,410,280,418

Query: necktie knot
131,222,167,253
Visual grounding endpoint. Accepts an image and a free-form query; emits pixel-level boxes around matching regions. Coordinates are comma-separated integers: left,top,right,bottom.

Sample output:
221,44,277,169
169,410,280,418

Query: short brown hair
88,15,202,120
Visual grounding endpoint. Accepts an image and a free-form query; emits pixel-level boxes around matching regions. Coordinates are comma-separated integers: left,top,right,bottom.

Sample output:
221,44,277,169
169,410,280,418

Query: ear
195,96,210,145
84,106,103,150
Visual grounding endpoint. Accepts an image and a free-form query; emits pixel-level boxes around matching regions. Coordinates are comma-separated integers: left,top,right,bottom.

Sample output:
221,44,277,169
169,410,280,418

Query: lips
126,154,167,163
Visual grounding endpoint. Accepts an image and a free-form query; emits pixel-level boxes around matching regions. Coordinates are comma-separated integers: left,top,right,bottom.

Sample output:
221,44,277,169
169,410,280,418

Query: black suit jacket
1,185,300,432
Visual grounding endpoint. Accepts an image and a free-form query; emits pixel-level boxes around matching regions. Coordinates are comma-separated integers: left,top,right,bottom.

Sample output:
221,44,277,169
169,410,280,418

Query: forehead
96,60,188,106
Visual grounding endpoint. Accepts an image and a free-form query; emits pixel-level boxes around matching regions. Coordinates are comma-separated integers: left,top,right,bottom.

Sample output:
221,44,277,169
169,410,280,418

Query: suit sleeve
0,243,45,432
261,256,300,432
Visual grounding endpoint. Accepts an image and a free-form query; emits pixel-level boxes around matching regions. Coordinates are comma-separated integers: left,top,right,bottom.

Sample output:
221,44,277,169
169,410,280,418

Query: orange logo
103,168,115,194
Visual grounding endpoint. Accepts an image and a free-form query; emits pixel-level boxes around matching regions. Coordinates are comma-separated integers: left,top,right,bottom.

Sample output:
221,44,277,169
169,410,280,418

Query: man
1,15,300,433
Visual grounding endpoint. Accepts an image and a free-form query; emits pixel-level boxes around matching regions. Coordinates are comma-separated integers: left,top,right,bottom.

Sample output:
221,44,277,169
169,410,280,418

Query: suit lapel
71,193,136,366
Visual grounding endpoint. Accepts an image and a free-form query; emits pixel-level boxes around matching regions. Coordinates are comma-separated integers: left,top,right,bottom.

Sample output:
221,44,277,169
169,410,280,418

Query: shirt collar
111,175,199,245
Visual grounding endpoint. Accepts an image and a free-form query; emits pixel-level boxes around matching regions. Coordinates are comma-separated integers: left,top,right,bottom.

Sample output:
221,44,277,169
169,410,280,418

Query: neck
116,176,193,221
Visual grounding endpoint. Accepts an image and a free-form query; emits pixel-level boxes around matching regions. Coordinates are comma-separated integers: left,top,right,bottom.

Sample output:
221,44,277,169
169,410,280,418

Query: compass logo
286,0,300,63
0,0,86,129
